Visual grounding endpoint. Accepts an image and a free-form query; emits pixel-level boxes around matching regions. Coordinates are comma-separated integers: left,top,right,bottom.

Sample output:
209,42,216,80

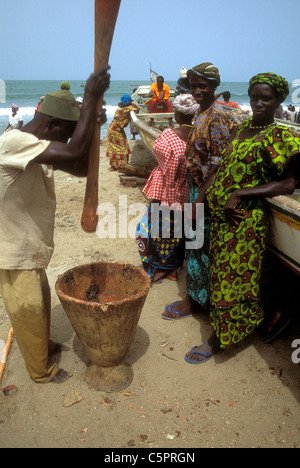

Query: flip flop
164,301,180,312
162,302,192,321
162,310,192,321
184,347,214,364
262,317,292,344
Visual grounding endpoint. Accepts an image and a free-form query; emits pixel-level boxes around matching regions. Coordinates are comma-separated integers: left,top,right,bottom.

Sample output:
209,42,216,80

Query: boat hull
130,110,160,156
266,196,300,275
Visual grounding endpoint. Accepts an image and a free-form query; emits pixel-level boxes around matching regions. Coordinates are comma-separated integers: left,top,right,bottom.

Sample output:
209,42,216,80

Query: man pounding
0,66,110,384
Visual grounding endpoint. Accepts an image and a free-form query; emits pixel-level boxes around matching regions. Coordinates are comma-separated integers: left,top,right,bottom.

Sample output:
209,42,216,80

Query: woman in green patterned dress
185,72,300,363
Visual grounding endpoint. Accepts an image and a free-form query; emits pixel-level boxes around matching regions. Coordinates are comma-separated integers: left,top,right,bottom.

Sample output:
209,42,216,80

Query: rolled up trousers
0,269,58,383
148,100,173,113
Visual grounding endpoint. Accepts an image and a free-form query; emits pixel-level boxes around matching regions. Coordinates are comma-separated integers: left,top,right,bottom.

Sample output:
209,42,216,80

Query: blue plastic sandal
184,347,214,364
162,302,192,320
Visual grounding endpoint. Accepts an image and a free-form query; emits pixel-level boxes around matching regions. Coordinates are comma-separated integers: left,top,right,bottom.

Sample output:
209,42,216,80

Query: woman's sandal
184,347,214,364
161,302,192,320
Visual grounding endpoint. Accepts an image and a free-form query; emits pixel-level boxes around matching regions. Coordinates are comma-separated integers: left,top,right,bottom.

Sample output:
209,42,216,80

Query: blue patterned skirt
186,172,211,310
136,205,185,280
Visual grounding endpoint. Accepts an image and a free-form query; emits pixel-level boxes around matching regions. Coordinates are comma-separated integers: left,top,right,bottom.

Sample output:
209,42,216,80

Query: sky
0,0,299,83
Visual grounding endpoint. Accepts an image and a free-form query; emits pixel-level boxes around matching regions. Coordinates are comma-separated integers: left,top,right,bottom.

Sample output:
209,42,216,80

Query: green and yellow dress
207,120,300,348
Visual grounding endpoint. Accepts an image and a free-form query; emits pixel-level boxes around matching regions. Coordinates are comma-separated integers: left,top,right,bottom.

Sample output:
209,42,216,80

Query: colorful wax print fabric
186,102,234,188
106,105,136,167
207,121,300,348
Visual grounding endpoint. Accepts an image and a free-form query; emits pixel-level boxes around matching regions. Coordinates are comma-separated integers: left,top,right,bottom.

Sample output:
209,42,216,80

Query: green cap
38,89,80,121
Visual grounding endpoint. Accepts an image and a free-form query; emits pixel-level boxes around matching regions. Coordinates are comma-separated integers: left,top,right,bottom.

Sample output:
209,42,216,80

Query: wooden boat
266,194,300,275
130,110,163,156
275,118,300,136
130,96,300,275
132,85,175,114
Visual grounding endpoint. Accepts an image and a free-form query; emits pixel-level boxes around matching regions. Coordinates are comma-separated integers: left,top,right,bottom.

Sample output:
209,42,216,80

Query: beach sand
0,139,299,449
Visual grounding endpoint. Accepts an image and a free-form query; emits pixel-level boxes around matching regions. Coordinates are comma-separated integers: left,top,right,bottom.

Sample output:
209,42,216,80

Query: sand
0,139,299,449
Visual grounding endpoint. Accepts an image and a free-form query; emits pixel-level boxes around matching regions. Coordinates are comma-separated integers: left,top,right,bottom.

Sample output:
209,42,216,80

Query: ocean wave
0,107,36,117
103,105,118,116
0,104,297,119
0,105,118,117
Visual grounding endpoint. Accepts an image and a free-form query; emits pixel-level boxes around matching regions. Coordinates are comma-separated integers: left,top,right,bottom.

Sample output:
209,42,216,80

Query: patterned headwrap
248,72,289,103
187,62,221,87
172,94,200,115
120,94,133,106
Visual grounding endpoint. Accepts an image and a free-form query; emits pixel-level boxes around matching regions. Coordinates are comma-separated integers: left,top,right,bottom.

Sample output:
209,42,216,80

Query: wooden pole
81,0,122,232
0,328,14,385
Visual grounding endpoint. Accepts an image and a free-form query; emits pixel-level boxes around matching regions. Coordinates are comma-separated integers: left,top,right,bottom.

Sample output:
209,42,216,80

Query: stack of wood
117,162,151,188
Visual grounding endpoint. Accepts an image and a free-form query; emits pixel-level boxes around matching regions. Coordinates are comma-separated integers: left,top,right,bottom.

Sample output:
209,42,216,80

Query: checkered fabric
143,128,188,209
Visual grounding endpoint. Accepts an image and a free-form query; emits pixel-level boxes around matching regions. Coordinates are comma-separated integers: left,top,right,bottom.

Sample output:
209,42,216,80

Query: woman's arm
191,165,219,220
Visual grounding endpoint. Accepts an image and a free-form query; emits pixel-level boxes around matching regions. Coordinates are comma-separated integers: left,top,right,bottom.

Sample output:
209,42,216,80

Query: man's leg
164,100,173,112
148,100,158,113
0,269,58,383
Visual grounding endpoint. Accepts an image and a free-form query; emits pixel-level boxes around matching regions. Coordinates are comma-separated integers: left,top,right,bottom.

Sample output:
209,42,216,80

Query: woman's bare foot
152,270,178,283
152,271,168,283
167,270,178,281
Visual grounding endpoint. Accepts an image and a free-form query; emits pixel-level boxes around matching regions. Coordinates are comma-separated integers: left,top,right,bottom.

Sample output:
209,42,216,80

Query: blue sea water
0,79,297,137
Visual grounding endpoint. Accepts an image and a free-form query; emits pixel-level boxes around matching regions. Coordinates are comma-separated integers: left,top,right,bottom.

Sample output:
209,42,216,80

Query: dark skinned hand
224,190,245,225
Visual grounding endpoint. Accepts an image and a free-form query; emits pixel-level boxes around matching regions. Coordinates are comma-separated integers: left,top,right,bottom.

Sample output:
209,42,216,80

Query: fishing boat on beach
130,87,300,275
266,194,300,275
132,85,175,114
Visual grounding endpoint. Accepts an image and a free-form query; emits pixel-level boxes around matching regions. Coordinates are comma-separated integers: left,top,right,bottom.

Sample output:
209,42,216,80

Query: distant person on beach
185,72,300,363
76,96,83,110
274,103,284,119
136,94,200,283
175,67,191,97
106,94,138,171
162,62,236,321
284,104,297,122
0,66,110,384
215,91,241,109
130,88,139,140
35,96,45,115
5,104,23,131
147,76,173,113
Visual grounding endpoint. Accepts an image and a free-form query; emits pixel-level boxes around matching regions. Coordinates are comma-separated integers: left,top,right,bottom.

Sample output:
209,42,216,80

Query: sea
0,79,298,137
